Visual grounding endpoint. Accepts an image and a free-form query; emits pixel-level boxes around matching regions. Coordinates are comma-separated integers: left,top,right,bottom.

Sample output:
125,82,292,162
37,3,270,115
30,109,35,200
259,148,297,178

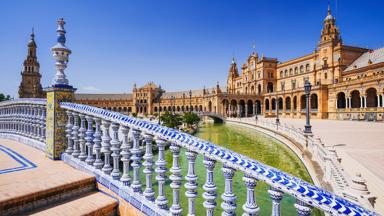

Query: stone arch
310,94,318,110
208,101,212,112
278,97,283,110
285,97,291,111
271,98,276,110
194,105,198,112
247,100,253,116
255,100,262,114
265,99,270,111
366,88,378,107
177,106,180,112
239,100,246,117
258,84,262,95
267,82,273,93
199,105,203,112
350,90,361,108
337,92,346,109
293,96,297,110
300,95,306,110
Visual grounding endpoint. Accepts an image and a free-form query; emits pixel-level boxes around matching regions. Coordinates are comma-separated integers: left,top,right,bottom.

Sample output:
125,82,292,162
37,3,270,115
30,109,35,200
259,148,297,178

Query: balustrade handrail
59,102,376,216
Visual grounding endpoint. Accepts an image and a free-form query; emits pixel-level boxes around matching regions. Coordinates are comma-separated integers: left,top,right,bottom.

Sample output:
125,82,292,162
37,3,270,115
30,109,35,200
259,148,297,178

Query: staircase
0,174,118,216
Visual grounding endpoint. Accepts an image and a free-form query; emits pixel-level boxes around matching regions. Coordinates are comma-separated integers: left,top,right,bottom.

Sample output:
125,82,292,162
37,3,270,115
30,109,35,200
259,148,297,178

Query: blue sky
0,0,383,97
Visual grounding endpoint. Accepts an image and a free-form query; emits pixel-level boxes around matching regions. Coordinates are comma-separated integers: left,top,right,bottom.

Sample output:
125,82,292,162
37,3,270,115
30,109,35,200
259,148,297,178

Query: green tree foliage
183,112,200,128
0,93,11,102
160,111,182,129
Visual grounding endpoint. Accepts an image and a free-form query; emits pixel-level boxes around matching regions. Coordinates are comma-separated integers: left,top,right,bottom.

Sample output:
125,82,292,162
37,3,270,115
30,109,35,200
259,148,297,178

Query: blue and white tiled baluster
143,133,155,201
268,187,283,216
110,122,121,180
93,117,103,169
155,137,168,209
78,114,87,161
169,143,182,215
120,125,131,186
71,112,80,158
221,165,237,216
130,128,142,192
294,200,312,216
85,115,95,165
242,174,260,216
185,150,198,216
101,120,112,175
203,157,217,216
65,111,74,154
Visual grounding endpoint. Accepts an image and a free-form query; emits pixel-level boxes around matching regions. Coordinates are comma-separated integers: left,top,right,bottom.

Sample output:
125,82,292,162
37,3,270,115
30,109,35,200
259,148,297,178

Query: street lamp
275,93,280,125
189,90,192,113
171,96,176,115
255,101,258,122
304,80,312,134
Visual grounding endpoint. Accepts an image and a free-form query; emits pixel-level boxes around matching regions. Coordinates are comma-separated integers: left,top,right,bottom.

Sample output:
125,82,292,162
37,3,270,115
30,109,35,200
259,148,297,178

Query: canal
149,122,321,215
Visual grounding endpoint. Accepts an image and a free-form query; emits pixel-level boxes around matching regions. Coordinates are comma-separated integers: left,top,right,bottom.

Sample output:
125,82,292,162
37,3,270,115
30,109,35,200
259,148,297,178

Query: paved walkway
234,117,384,214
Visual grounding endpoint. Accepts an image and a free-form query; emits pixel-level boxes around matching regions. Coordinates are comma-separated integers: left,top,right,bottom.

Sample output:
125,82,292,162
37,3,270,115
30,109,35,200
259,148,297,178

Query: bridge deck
0,138,117,215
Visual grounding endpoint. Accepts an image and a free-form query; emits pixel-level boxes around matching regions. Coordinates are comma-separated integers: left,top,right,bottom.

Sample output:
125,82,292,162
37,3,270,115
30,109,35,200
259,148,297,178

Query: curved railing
0,99,47,151
59,102,377,216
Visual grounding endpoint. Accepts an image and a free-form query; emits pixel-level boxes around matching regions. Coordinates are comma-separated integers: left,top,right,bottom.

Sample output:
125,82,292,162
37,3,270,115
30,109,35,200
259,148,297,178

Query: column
221,165,237,216
294,200,312,216
336,98,338,109
85,116,95,165
110,122,121,180
242,175,259,216
344,97,348,108
45,85,76,160
101,120,112,175
93,118,103,169
245,105,248,117
203,157,217,216
348,97,351,108
170,144,182,215
120,125,131,185
71,113,80,158
237,104,241,117
155,138,168,209
364,96,367,108
130,129,142,192
377,95,380,107
268,187,283,216
185,151,198,216
65,111,73,154
143,133,155,201
382,94,384,107
360,96,363,108
78,114,87,161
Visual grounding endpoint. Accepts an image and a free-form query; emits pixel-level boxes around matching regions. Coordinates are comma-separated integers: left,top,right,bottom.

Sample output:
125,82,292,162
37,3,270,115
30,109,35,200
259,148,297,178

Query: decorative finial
51,18,72,87
31,27,35,38
231,57,236,64
328,3,331,15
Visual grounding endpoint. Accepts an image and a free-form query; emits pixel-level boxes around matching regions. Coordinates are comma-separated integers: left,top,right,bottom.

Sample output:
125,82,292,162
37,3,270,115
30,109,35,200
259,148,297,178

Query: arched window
271,98,276,110
267,82,273,93
280,71,283,78
265,99,270,111
350,90,360,108
366,88,378,107
300,95,306,110
305,64,310,72
310,94,318,110
285,97,291,111
300,65,304,73
336,92,346,109
294,67,298,74
284,70,288,77
258,84,262,95
289,68,293,75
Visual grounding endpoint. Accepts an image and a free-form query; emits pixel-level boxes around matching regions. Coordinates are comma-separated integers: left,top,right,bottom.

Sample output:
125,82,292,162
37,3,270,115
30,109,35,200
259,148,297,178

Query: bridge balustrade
57,102,376,216
0,99,46,151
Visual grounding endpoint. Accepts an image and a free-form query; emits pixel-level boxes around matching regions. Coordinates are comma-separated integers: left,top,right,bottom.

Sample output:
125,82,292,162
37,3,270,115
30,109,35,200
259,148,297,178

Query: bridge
198,112,226,123
0,18,379,216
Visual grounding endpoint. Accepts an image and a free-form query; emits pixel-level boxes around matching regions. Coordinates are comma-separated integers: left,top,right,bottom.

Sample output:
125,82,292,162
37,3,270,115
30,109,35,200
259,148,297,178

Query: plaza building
21,6,383,121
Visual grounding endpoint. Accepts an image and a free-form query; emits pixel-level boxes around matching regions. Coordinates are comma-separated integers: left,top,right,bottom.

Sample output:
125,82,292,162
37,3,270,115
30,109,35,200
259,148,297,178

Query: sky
0,0,383,97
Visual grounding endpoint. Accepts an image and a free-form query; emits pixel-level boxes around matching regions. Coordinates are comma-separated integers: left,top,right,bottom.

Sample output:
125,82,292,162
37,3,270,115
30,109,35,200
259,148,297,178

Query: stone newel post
45,18,76,160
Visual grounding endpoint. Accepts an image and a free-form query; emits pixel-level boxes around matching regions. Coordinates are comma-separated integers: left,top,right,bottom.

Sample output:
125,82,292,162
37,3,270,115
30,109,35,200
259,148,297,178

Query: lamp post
255,101,258,122
304,80,312,134
275,93,280,125
171,96,176,115
155,85,165,125
189,90,192,113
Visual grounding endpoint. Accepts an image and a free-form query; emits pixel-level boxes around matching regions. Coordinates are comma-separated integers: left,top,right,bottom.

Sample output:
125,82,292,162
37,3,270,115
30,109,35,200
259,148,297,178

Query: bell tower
18,29,44,98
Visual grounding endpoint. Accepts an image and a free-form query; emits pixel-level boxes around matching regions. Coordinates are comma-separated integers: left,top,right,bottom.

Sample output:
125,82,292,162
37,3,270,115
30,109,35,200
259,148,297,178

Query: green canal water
143,123,321,215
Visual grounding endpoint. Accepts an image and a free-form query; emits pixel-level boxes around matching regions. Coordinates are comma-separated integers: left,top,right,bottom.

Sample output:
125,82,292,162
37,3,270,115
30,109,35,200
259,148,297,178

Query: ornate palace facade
74,7,384,121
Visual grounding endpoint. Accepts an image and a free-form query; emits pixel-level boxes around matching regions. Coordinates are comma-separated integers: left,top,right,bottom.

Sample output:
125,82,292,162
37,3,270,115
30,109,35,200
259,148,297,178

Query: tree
183,112,200,128
160,111,182,129
0,93,11,102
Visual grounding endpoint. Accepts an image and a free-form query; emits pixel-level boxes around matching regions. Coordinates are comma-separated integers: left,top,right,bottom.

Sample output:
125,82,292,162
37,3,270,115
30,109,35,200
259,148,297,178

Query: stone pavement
238,117,384,214
0,138,117,215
